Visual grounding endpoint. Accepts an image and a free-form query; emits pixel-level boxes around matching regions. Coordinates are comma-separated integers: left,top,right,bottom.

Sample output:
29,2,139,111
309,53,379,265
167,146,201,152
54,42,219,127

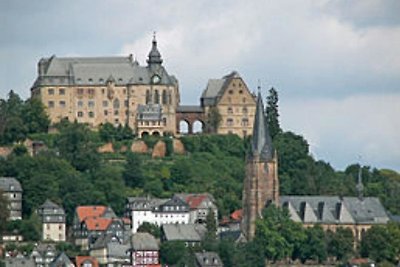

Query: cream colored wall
216,78,256,138
90,248,107,264
36,82,180,136
42,223,66,242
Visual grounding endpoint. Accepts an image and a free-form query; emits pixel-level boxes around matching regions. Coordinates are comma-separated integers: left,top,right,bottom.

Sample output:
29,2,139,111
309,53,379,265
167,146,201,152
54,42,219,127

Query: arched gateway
176,106,206,135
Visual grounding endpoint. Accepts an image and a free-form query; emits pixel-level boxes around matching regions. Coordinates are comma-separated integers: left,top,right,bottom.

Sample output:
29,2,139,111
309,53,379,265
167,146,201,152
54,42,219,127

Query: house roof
200,71,243,105
91,233,121,249
280,195,390,225
175,193,216,210
230,209,243,221
76,256,99,267
0,177,22,192
76,206,108,222
84,217,112,231
49,252,74,267
131,232,159,251
194,252,223,267
162,224,206,242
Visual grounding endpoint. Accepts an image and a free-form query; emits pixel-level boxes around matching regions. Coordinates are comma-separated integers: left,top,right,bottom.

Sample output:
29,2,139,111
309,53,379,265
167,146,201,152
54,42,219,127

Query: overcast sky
1,0,399,171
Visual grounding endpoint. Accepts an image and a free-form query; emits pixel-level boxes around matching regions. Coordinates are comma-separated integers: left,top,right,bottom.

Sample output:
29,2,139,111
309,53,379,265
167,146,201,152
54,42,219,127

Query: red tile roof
84,217,112,231
76,206,107,222
231,209,243,221
76,256,99,267
185,194,208,209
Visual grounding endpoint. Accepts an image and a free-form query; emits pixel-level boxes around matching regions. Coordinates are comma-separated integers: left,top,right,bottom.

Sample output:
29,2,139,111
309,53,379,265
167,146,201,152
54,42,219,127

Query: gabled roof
0,177,22,192
91,233,121,249
230,209,243,221
174,193,216,210
75,256,99,267
131,232,159,251
84,217,112,231
280,195,389,225
194,252,223,267
76,206,108,222
49,252,74,267
201,71,243,105
162,224,206,242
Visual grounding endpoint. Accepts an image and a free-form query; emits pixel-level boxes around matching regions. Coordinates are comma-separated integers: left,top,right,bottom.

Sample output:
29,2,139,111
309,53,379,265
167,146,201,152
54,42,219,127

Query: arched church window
113,98,120,109
146,90,151,104
162,90,168,105
154,90,160,104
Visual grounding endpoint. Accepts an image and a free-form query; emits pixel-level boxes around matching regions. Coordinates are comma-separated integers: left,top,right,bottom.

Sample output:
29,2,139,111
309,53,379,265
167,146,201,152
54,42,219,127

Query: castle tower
241,91,279,240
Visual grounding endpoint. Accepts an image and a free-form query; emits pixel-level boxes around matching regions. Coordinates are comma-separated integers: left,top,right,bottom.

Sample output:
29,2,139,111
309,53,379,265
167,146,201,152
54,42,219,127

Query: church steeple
251,91,274,161
356,165,364,200
147,32,163,66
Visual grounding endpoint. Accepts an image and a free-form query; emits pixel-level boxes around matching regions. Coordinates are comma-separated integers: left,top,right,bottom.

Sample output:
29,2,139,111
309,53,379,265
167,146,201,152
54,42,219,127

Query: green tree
137,222,161,238
361,225,398,263
265,87,281,140
160,241,188,265
326,228,354,261
22,98,50,134
123,152,145,188
205,107,222,133
299,225,327,263
99,122,117,142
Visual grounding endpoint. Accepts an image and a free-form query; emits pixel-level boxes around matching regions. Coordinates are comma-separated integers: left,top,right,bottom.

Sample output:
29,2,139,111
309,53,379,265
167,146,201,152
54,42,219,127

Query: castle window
239,90,243,94
88,88,95,95
113,99,120,109
77,88,84,95
162,90,168,104
226,118,233,126
103,110,108,116
124,100,129,107
48,101,54,108
103,100,108,107
146,90,151,104
88,100,95,108
227,107,233,114
163,118,167,126
59,88,65,95
228,90,233,94
89,112,94,118
59,101,66,108
88,78,93,83
243,107,248,114
114,110,119,115
239,83,242,87
48,88,54,95
241,118,249,126
77,100,83,107
77,111,83,117
154,90,160,104
242,97,246,103
119,78,123,82
99,78,104,83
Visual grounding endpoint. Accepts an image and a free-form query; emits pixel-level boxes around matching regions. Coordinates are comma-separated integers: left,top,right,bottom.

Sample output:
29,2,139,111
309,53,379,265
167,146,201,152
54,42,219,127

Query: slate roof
201,71,241,105
0,177,22,192
127,197,169,211
194,252,223,267
107,242,131,259
131,232,159,251
49,252,74,267
5,255,35,267
250,92,273,161
91,233,121,249
162,224,206,242
32,38,178,89
37,199,66,223
280,195,390,225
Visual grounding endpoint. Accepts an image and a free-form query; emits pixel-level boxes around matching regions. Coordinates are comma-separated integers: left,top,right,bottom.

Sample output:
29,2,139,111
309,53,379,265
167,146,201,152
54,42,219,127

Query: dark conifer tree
265,87,281,140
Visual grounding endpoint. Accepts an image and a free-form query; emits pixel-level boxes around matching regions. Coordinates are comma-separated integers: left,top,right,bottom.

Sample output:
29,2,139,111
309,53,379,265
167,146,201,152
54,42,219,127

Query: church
241,92,390,241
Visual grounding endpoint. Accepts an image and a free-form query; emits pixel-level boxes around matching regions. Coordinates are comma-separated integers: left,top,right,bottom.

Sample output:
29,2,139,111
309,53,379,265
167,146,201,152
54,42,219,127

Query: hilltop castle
31,36,256,138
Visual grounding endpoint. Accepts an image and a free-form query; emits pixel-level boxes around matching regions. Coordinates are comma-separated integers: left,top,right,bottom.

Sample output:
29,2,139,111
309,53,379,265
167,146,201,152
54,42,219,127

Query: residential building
30,243,57,267
5,254,35,267
0,177,22,220
126,195,190,233
200,71,256,137
49,252,75,267
31,35,180,137
131,232,160,267
194,252,223,267
175,193,218,224
75,256,99,267
90,234,130,266
161,224,206,247
37,199,66,242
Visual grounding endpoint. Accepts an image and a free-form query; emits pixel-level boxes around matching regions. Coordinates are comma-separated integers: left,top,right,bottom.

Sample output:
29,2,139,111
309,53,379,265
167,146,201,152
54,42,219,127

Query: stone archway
176,106,206,135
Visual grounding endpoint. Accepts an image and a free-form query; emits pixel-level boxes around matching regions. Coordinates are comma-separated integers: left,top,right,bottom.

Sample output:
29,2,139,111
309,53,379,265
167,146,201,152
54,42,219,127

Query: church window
48,101,54,108
59,88,65,95
113,99,120,109
77,111,83,117
162,90,168,104
48,88,54,95
154,90,160,104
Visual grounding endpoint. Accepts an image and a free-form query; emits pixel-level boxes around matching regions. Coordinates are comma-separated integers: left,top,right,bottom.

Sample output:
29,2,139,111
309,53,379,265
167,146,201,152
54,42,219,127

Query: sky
0,0,399,171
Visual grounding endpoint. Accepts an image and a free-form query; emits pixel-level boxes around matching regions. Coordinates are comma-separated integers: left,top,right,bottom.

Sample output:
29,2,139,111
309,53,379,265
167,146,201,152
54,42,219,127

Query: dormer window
88,78,93,83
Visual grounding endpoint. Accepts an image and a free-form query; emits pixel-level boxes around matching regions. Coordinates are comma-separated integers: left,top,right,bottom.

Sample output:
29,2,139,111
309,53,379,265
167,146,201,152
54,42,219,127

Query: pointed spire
251,91,273,161
147,32,163,66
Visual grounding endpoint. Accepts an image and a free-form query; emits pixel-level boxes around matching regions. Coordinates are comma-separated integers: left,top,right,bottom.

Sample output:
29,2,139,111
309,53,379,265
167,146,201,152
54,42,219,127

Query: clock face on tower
152,75,161,84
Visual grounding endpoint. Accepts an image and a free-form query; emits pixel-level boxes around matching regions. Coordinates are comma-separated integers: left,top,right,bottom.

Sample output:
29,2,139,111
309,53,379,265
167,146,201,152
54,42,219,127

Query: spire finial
257,79,261,94
153,31,157,42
